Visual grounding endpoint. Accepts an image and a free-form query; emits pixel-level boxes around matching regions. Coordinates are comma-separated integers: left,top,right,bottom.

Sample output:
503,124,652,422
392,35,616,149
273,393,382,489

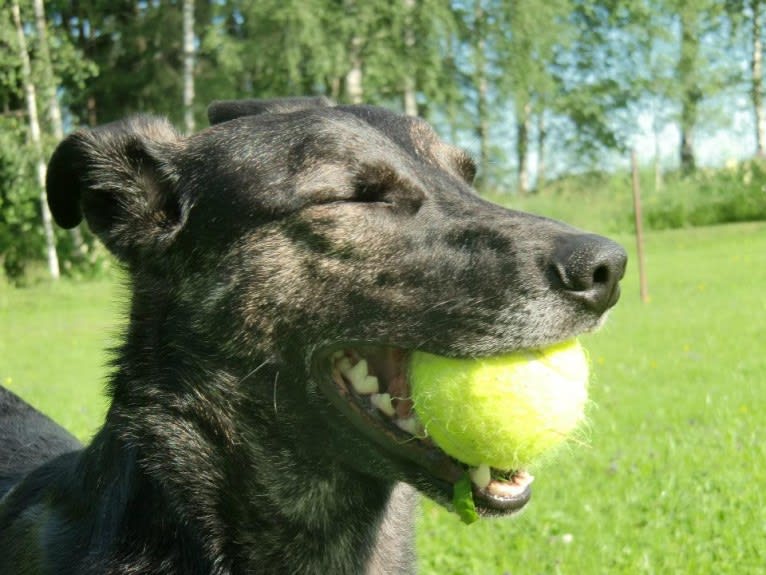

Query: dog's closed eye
352,164,424,214
354,181,395,205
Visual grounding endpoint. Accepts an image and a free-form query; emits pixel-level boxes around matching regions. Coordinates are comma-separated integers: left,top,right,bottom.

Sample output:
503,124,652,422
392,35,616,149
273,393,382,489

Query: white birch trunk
183,0,196,133
516,100,531,195
346,35,364,104
653,113,663,193
12,0,60,279
474,1,490,186
33,0,85,256
402,0,418,116
536,110,546,191
752,0,765,157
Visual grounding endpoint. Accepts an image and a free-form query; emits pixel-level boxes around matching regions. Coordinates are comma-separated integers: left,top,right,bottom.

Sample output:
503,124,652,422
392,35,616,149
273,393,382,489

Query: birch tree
402,0,417,116
11,0,59,279
750,0,765,157
32,0,86,256
727,0,766,157
183,0,196,133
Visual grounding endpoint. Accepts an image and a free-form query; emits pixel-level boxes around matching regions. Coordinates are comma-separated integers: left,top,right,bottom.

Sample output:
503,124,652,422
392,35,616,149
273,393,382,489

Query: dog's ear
207,97,334,125
47,116,186,263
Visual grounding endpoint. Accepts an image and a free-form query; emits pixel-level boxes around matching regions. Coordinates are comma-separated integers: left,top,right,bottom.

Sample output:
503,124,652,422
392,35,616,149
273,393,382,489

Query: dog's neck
79,331,418,574
80,419,416,574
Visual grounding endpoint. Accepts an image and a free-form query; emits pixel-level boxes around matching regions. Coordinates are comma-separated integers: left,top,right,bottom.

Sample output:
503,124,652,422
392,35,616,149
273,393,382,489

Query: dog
0,97,626,574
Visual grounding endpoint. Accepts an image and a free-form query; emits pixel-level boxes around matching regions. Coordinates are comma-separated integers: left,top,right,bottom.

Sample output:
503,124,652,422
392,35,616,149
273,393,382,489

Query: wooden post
631,150,649,303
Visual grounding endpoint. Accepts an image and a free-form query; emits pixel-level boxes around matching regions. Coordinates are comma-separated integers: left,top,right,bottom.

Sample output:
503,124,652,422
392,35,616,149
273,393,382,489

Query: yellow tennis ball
410,340,589,470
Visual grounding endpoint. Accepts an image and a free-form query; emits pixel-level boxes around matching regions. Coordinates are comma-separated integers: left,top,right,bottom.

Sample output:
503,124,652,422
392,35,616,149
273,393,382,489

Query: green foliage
489,160,766,236
641,161,766,229
1,0,765,280
0,117,42,279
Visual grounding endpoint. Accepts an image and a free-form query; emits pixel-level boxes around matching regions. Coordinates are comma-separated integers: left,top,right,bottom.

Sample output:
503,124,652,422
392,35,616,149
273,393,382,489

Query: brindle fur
0,98,626,574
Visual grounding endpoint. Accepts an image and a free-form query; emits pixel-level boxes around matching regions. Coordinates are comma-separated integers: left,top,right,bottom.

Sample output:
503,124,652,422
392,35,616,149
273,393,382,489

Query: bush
643,160,766,230
490,160,766,236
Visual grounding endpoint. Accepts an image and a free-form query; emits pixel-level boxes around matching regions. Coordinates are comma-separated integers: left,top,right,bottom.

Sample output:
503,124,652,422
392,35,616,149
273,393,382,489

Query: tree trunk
346,35,364,104
536,109,546,191
653,113,663,192
402,0,418,116
516,99,531,195
33,0,86,257
473,1,490,188
183,0,196,133
678,3,700,174
12,0,60,280
752,0,765,157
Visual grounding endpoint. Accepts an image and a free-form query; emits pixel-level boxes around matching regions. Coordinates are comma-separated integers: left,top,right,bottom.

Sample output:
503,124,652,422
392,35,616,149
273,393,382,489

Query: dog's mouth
316,346,534,517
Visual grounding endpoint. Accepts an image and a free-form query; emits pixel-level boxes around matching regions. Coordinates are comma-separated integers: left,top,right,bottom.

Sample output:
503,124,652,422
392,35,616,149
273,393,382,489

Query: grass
2,222,765,573
418,221,766,574
0,276,125,441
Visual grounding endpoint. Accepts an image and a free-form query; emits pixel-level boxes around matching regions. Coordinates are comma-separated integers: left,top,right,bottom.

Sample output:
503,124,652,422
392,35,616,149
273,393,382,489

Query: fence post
631,149,649,303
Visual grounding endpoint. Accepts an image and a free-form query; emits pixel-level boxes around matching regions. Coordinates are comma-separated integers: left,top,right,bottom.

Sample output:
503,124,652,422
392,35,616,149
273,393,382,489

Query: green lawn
1,222,765,573
0,276,125,440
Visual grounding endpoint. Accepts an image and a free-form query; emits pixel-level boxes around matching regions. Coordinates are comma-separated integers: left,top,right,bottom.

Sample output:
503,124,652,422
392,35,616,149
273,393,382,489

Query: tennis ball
410,340,589,470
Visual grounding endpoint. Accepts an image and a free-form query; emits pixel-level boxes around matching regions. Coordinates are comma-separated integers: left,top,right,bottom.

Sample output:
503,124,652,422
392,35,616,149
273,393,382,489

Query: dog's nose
550,234,627,313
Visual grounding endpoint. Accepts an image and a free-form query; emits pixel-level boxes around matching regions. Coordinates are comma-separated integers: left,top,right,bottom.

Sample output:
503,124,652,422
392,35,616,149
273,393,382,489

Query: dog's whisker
238,359,271,386
272,372,280,415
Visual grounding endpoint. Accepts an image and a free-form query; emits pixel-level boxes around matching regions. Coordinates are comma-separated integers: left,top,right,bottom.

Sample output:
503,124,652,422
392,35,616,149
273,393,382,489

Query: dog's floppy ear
207,97,334,125
46,116,186,263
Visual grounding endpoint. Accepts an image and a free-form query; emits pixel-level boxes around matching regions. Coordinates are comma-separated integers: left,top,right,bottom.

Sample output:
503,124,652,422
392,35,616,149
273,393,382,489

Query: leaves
1,0,763,278
452,473,480,525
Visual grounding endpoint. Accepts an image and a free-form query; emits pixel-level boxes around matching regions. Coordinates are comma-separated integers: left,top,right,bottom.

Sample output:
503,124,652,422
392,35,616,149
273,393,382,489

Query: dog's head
47,98,626,518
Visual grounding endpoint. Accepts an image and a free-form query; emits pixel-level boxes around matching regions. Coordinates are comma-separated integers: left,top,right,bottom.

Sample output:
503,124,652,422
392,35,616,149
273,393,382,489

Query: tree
727,0,766,157
33,0,86,256
496,0,573,193
663,0,730,173
677,1,702,172
11,0,59,279
750,0,765,157
402,0,417,115
183,0,196,133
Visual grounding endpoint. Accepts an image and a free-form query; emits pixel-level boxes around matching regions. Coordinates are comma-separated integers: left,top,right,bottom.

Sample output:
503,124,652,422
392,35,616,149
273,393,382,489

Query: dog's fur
0,98,626,574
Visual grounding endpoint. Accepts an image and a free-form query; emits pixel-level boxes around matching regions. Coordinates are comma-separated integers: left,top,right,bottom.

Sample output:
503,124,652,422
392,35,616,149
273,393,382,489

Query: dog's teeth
337,357,352,373
469,464,491,490
343,358,367,378
395,417,422,436
353,375,379,395
370,393,396,416
344,359,377,394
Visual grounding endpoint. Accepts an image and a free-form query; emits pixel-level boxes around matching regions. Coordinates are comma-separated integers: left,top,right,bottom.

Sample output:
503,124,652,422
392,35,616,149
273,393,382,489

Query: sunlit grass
417,222,766,573
0,277,125,441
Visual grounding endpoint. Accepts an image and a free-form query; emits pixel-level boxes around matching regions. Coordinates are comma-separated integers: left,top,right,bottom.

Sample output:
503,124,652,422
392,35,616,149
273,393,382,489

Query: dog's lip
472,471,533,514
312,345,532,517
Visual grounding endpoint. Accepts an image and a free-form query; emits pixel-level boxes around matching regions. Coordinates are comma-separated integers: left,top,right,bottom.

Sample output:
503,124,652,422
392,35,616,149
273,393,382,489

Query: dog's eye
354,182,392,205
351,182,424,214
349,164,423,214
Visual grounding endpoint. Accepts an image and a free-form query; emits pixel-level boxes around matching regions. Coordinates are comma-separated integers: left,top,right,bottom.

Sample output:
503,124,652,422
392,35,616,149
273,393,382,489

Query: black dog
0,98,626,574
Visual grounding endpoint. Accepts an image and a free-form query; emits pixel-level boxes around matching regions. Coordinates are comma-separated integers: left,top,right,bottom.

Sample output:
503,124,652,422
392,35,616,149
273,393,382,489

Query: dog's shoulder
0,387,81,499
